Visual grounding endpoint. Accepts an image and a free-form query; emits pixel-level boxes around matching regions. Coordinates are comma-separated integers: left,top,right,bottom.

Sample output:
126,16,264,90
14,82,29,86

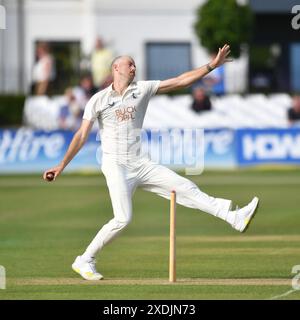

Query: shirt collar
108,81,137,97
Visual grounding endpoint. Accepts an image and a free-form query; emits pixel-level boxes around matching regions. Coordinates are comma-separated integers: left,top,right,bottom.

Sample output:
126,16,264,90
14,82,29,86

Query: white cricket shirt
83,80,160,161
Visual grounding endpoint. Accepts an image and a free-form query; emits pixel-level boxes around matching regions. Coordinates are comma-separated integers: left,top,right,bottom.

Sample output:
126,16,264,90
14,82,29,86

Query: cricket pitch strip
9,277,291,286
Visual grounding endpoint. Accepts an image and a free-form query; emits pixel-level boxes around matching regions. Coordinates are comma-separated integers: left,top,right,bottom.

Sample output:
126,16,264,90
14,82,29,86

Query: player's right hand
211,44,233,68
43,165,63,182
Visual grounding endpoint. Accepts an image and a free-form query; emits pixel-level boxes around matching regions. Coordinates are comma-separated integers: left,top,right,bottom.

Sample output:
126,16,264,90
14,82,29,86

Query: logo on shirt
115,106,137,122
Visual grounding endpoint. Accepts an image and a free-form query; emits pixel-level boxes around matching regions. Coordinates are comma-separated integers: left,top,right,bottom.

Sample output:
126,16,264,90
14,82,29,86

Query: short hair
111,56,122,70
37,42,50,53
111,55,135,70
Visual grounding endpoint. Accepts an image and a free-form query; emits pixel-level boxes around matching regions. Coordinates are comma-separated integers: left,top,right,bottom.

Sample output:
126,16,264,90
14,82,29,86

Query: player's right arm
157,44,231,94
43,119,93,181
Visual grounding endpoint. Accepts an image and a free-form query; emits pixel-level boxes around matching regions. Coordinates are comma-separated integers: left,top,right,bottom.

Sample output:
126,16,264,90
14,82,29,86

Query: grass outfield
0,169,300,300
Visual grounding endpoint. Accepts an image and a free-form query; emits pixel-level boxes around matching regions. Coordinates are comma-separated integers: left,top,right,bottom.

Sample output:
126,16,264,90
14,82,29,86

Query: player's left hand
211,44,233,68
42,165,63,182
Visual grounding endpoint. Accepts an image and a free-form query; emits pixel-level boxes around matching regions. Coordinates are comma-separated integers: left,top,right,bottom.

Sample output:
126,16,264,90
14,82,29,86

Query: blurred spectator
191,87,212,113
287,95,300,126
31,42,56,95
59,88,81,130
73,74,98,113
91,38,113,88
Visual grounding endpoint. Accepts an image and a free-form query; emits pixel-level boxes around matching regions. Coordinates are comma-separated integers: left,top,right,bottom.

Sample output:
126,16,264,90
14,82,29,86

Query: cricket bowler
43,44,259,280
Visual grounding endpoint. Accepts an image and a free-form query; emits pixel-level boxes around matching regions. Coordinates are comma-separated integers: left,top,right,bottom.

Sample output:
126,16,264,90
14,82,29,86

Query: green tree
194,0,253,58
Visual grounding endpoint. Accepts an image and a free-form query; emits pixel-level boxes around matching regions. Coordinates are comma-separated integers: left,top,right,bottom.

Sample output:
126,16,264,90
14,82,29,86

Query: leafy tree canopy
194,0,253,58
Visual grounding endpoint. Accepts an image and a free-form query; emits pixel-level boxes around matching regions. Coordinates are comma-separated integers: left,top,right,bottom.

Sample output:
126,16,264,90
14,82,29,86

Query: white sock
81,253,95,263
217,210,236,225
225,210,236,225
213,199,236,225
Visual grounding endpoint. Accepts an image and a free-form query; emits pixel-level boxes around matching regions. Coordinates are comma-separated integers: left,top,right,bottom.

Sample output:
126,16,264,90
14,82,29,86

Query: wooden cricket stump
169,190,176,282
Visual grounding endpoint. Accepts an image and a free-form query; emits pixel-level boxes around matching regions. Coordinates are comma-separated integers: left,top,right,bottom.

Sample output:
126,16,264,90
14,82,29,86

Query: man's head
80,74,94,90
95,37,104,50
111,56,136,83
193,87,207,101
36,42,50,58
292,95,300,113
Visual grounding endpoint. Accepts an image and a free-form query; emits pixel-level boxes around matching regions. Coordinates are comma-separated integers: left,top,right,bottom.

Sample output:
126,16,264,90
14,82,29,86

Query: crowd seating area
23,93,292,130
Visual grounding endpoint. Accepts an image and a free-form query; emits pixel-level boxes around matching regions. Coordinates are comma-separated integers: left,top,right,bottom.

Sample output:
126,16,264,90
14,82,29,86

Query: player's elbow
75,128,88,147
77,121,92,144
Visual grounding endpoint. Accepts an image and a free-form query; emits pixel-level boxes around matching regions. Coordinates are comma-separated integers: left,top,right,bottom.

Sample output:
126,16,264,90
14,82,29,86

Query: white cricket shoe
72,256,103,280
231,197,260,232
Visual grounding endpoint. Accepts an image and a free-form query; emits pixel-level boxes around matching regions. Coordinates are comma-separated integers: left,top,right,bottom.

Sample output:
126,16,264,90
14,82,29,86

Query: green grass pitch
0,169,300,300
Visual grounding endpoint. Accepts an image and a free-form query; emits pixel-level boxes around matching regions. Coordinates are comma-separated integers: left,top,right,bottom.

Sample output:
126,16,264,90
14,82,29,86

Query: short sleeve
82,93,99,122
139,80,161,97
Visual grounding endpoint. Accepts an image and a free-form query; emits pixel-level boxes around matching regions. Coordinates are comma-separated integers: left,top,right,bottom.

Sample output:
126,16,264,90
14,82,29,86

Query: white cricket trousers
82,157,232,259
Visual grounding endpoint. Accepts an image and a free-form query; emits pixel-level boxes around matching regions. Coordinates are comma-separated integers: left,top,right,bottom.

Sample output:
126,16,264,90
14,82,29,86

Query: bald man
43,45,259,280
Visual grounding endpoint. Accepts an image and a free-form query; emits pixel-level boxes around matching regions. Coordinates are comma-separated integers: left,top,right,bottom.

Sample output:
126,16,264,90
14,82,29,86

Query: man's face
81,77,93,90
194,88,205,101
293,96,300,112
115,57,136,82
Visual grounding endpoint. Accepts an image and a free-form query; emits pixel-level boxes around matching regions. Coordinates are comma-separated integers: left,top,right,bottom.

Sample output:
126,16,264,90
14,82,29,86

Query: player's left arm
157,44,232,94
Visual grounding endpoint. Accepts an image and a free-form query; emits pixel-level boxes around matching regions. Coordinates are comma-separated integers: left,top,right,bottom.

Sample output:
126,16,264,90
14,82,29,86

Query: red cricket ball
46,172,55,181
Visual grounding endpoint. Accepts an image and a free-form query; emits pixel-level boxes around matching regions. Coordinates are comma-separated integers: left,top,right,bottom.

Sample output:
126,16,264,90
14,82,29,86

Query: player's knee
115,217,132,229
176,181,197,195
